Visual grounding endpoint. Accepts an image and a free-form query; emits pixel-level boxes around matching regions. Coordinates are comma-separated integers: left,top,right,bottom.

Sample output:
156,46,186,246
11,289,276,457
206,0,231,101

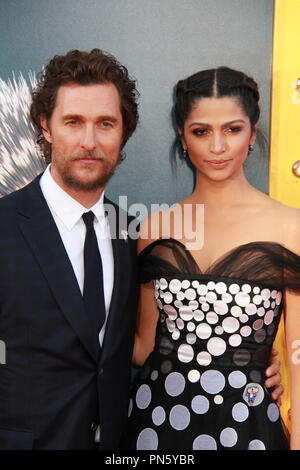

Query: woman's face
179,96,257,182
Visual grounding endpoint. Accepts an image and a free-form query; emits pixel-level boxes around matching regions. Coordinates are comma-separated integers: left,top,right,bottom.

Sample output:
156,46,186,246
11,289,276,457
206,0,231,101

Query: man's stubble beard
51,148,119,192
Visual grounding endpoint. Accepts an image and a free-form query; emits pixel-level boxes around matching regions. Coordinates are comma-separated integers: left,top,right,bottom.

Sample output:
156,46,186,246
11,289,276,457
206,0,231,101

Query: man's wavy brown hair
30,49,139,163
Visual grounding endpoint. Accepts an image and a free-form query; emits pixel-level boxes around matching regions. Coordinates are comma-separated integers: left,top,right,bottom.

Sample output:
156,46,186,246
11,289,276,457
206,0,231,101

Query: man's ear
40,115,52,143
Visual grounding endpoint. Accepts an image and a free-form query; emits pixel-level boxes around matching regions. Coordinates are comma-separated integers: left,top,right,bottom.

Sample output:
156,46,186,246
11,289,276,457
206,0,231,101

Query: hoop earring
248,145,254,152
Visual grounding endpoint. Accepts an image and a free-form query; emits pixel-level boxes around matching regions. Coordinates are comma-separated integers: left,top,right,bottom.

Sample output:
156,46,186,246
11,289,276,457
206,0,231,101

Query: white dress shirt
40,165,114,346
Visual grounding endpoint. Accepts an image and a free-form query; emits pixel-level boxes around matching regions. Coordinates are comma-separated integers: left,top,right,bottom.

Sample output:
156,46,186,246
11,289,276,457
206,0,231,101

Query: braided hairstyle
173,67,261,158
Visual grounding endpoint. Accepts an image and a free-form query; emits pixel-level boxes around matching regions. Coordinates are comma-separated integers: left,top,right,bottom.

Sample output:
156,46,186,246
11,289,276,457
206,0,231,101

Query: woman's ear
177,126,187,151
250,121,259,146
40,115,52,143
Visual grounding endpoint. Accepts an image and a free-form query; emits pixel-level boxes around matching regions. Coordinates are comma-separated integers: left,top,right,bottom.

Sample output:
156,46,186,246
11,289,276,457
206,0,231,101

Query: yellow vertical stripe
270,0,300,206
270,0,300,436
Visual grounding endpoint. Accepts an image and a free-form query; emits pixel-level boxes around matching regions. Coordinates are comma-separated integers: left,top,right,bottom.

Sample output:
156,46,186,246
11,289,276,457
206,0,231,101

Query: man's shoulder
0,176,41,212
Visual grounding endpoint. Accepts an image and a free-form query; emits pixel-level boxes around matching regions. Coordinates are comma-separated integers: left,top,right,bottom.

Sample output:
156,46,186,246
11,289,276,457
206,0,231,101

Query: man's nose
80,125,97,151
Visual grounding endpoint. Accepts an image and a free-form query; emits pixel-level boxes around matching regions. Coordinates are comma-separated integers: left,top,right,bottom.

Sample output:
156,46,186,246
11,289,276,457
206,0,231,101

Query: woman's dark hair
30,48,139,163
173,66,263,158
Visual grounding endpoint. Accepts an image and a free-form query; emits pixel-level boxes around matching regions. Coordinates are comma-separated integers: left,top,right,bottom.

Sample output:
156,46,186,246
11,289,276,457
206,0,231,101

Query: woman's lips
205,159,232,169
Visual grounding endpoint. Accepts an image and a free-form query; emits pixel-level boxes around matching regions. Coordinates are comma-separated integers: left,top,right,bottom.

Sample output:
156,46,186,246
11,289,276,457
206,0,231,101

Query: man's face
41,82,123,194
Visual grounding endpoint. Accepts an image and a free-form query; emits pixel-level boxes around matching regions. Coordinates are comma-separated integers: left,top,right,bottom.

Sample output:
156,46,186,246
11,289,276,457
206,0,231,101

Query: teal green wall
0,0,274,208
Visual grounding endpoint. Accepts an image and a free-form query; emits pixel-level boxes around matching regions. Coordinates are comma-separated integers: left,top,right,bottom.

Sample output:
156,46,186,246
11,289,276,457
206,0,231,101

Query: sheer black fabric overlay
139,238,300,293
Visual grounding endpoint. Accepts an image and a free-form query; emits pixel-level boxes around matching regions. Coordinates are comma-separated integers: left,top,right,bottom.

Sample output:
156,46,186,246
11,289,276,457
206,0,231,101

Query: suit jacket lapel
101,198,132,359
17,176,100,363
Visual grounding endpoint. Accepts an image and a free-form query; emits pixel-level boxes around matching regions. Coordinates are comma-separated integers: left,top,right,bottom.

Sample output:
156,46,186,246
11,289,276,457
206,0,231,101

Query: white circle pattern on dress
222,317,239,333
200,370,225,394
207,337,227,356
169,405,190,430
232,402,249,422
193,435,217,450
231,306,242,317
222,293,233,303
177,343,194,363
164,372,185,396
229,334,242,347
248,439,266,450
197,351,212,366
267,403,280,422
213,300,228,315
188,369,200,382
261,289,271,301
136,384,152,409
240,325,252,337
220,427,238,447
179,306,193,321
185,288,197,301
229,283,240,294
145,276,285,450
152,406,166,426
191,395,210,414
181,280,190,289
186,333,197,345
196,323,212,339
214,326,224,335
159,278,168,290
137,428,158,450
189,300,199,310
242,284,251,293
245,303,257,315
228,370,247,388
206,311,219,324
169,279,181,294
235,292,250,307
216,282,227,294
214,395,223,404
197,284,208,296
193,310,205,322
187,321,196,332
163,304,177,320
206,291,217,303
172,329,180,340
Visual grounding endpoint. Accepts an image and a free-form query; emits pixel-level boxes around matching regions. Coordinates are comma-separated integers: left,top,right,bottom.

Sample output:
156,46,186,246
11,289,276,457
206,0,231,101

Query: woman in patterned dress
123,67,300,450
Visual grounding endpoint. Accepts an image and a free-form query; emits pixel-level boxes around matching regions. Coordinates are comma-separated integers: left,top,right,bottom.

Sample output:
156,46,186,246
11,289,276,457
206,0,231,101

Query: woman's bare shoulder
275,201,300,252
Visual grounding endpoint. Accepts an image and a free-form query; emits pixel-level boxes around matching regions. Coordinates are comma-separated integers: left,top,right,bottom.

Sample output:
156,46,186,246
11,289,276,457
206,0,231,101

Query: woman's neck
191,170,255,209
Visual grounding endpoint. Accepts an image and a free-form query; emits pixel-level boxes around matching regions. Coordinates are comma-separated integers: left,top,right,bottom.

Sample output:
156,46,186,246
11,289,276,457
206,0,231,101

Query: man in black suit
0,49,139,449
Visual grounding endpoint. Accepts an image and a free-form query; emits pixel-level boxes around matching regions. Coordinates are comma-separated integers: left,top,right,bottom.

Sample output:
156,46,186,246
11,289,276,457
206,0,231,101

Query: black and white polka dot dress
123,239,300,450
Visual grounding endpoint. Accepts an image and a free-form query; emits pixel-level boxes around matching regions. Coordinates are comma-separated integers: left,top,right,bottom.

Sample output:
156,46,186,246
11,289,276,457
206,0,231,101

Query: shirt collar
40,165,107,231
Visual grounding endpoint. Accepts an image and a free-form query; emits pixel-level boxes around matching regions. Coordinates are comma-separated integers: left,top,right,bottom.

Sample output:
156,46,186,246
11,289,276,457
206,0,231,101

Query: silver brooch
121,230,128,243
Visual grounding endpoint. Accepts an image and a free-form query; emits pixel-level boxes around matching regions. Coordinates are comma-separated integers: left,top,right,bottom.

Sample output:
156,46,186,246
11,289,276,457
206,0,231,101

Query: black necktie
82,211,106,338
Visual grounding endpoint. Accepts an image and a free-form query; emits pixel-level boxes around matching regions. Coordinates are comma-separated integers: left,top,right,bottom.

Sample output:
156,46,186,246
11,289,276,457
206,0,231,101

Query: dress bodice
123,239,300,450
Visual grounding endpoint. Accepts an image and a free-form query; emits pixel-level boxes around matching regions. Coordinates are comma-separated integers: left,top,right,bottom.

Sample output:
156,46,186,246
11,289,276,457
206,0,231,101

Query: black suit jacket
0,175,139,449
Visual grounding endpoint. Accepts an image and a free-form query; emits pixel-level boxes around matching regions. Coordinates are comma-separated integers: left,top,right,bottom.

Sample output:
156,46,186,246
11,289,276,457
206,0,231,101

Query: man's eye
101,121,112,128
